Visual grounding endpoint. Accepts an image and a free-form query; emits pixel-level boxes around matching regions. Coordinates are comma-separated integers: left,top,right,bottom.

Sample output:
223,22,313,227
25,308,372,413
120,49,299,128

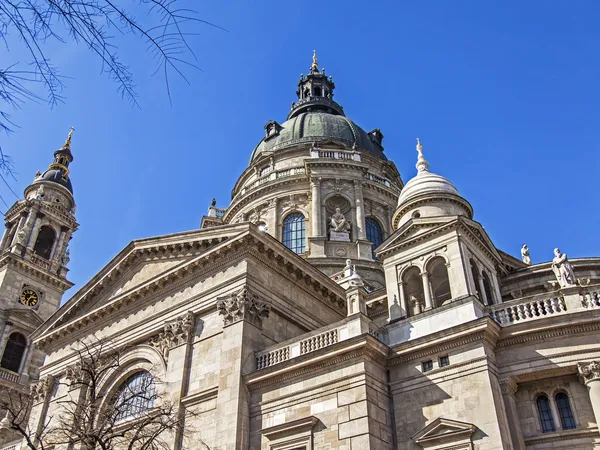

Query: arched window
314,87,322,97
555,392,576,429
114,371,156,421
1,332,27,372
482,271,494,305
282,213,306,254
536,395,556,433
470,259,483,302
365,217,383,258
402,267,425,317
33,226,56,260
427,257,452,307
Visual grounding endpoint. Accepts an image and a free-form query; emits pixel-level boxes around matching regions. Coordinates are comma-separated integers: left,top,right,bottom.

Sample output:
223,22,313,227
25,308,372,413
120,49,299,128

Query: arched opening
33,225,56,260
303,88,310,98
314,86,322,96
427,257,452,307
282,213,306,254
555,392,576,429
113,370,156,421
482,271,494,305
365,217,383,259
470,259,483,302
1,332,27,373
402,267,424,317
536,395,556,433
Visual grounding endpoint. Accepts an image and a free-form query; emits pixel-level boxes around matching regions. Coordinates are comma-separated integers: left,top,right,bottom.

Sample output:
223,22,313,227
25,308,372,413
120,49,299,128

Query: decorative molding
30,375,55,403
217,286,271,328
578,361,600,384
499,377,518,396
149,311,195,360
498,321,600,348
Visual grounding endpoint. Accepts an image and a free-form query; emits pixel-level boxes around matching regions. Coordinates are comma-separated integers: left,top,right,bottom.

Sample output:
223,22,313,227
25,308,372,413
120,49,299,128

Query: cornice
388,317,500,366
497,320,600,348
392,195,473,230
225,176,307,221
35,227,346,350
378,219,460,259
0,252,73,290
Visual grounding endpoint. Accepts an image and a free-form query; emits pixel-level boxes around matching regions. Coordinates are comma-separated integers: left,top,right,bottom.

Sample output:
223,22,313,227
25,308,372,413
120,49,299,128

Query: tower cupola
33,127,75,195
288,51,344,119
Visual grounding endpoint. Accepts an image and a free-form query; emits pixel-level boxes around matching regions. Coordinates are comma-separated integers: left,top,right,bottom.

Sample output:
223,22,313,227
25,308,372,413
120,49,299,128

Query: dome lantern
288,51,344,119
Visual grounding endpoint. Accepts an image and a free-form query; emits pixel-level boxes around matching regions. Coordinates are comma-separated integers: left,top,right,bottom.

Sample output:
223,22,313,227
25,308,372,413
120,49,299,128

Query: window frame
439,355,450,368
422,360,433,373
536,394,556,433
555,392,576,430
0,332,27,373
282,212,306,254
365,217,384,259
112,370,156,422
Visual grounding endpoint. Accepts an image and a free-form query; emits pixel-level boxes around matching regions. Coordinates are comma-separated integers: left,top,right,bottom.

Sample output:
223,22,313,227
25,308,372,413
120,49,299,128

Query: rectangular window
439,355,450,367
422,360,433,372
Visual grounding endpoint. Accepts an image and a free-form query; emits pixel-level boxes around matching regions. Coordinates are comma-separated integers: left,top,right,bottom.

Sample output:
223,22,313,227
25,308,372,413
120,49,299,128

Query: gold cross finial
65,126,75,147
311,50,318,71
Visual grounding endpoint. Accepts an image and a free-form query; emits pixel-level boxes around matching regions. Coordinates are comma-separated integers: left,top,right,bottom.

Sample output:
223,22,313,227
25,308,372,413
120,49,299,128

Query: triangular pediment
5,308,44,331
458,217,503,264
375,217,457,257
412,417,476,447
33,224,252,339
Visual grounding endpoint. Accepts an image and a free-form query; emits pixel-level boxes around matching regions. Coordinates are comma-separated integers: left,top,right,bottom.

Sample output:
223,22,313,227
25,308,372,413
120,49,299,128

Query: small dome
250,111,385,162
397,171,459,206
35,168,73,194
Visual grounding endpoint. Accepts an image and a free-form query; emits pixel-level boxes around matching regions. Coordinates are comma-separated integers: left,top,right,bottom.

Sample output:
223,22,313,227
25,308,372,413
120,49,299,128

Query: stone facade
9,57,600,450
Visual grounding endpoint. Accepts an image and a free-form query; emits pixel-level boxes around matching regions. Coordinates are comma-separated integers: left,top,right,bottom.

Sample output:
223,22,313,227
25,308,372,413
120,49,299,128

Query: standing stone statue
35,185,45,200
61,248,71,267
521,244,531,265
15,229,26,246
551,248,577,287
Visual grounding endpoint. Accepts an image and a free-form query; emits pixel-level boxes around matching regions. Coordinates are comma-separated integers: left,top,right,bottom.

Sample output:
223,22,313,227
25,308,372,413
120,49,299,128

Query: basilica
0,53,599,450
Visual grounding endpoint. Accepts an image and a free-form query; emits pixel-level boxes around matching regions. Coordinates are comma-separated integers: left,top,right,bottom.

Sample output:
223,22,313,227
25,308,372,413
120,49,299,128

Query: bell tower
0,128,77,389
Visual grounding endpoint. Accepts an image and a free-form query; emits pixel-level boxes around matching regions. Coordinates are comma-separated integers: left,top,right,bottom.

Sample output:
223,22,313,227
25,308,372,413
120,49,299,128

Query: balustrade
489,296,566,325
0,366,20,383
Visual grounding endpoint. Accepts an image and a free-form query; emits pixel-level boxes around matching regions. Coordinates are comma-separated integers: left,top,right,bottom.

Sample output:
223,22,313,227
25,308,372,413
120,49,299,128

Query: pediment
5,308,44,331
34,225,250,339
458,218,502,263
412,417,476,448
376,217,456,257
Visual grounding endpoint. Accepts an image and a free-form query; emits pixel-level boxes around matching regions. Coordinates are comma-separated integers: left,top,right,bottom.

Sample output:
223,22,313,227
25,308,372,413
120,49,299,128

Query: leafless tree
0,338,203,449
0,0,223,195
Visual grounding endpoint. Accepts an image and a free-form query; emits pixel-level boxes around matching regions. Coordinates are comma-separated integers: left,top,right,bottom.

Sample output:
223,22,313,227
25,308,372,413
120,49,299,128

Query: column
421,271,433,310
49,229,65,262
478,274,489,305
0,224,11,250
26,214,43,250
10,211,30,248
0,322,13,357
398,282,408,316
499,378,526,450
578,362,600,427
354,180,366,240
18,341,35,383
310,178,321,236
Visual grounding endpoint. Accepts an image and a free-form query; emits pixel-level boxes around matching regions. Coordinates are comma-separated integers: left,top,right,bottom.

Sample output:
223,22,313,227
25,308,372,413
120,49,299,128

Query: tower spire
311,50,319,73
415,138,429,173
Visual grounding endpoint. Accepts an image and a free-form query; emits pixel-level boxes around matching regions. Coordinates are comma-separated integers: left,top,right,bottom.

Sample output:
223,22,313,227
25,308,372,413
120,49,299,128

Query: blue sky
1,0,599,291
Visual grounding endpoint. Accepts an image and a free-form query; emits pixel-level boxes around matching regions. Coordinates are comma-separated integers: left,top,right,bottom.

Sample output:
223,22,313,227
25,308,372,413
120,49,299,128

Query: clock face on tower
19,288,39,307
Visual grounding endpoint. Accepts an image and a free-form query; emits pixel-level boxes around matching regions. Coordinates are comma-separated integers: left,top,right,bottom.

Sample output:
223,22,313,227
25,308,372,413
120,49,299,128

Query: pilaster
499,378,525,450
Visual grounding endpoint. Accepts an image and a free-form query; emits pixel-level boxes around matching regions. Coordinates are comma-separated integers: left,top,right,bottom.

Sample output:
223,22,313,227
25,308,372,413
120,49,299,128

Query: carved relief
278,194,309,212
578,361,600,384
322,179,353,195
216,286,271,328
30,375,55,403
149,312,195,360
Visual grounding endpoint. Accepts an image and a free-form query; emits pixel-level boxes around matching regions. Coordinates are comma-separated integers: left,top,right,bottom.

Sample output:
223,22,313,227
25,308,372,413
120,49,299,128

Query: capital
217,286,271,329
499,378,518,396
353,179,363,190
578,361,600,384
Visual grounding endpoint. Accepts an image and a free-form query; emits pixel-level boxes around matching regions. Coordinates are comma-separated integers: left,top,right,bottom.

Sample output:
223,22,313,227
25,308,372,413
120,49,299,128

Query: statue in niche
330,208,350,232
329,208,351,242
521,244,531,265
551,248,577,287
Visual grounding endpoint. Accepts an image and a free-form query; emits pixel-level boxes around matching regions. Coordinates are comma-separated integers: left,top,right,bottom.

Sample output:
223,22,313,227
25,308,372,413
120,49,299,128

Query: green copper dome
250,111,386,162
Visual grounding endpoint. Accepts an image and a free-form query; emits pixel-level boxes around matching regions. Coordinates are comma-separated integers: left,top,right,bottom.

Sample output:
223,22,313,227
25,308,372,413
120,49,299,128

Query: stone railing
582,289,600,308
489,295,567,325
30,254,51,271
310,148,361,162
364,172,400,193
255,315,375,371
241,167,306,195
0,367,20,383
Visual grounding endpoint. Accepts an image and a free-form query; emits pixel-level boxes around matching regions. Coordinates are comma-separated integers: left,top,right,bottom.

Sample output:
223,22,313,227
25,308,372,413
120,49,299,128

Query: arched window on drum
282,213,306,254
365,217,383,259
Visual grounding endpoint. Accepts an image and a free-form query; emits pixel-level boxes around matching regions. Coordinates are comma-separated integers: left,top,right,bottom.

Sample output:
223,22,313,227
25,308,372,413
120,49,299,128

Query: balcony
310,148,361,162
0,366,20,383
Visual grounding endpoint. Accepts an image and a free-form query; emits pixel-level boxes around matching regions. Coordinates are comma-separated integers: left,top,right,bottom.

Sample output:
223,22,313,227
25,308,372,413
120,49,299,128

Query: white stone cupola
377,140,506,325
